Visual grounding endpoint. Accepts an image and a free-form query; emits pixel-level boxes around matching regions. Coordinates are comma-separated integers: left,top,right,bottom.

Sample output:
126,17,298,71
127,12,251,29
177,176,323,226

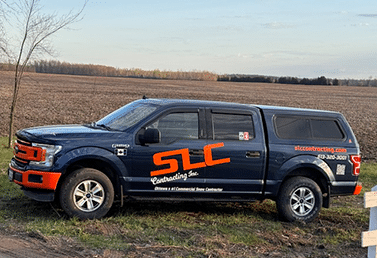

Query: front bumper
22,187,55,202
8,165,61,191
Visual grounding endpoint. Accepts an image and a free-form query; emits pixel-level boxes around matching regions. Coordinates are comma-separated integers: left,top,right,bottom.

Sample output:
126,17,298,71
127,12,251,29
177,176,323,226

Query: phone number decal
317,154,348,161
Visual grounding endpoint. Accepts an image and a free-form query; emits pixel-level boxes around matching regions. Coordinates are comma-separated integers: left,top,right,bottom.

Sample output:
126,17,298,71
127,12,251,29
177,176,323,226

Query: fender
265,155,334,196
54,147,128,178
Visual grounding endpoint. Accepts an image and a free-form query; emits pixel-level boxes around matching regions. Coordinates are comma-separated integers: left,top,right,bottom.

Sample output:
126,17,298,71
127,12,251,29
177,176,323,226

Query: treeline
218,75,332,85
1,61,377,86
218,75,274,83
33,60,218,81
0,61,218,81
277,76,330,85
218,74,377,87
0,62,34,72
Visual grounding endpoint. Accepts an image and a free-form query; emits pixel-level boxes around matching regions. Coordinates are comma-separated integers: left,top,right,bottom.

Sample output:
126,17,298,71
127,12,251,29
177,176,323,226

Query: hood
16,124,119,142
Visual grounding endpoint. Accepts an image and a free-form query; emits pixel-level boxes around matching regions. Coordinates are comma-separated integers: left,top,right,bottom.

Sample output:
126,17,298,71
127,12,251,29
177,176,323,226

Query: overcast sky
38,0,377,79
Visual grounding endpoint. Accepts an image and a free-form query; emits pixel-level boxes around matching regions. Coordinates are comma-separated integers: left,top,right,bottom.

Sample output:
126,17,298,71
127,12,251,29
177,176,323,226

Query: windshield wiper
85,122,113,131
96,123,113,131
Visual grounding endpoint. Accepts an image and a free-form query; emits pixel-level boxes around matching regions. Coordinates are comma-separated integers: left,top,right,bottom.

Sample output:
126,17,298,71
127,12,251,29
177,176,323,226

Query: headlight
29,143,62,167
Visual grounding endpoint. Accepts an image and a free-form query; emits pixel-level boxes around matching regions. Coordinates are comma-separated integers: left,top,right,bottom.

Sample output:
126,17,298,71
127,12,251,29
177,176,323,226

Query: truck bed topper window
274,115,345,140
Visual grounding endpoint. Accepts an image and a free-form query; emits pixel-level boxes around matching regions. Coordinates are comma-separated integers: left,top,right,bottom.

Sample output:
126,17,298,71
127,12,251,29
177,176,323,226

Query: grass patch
0,137,24,204
360,162,377,192
216,225,267,245
0,137,14,172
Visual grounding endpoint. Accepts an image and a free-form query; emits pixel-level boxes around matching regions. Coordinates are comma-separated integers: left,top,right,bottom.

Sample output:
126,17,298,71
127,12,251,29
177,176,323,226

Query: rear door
204,108,267,196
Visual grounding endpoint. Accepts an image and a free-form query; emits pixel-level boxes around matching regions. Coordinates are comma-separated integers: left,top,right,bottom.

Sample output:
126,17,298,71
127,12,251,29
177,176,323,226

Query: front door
129,108,208,196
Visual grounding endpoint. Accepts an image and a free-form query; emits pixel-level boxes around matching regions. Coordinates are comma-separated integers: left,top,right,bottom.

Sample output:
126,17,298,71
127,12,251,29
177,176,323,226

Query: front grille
10,158,26,171
14,139,32,166
17,139,32,146
14,158,28,167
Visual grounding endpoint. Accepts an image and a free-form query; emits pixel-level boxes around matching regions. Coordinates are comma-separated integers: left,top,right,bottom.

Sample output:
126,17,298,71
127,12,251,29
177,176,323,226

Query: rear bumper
353,182,362,195
331,181,361,196
8,165,61,191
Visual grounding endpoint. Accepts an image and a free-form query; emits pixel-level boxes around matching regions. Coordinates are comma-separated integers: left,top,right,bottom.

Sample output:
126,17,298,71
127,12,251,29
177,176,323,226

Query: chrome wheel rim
290,187,315,217
73,180,105,212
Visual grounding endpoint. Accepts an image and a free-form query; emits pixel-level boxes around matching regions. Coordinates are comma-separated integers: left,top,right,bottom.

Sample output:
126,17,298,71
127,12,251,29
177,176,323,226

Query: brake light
350,154,361,176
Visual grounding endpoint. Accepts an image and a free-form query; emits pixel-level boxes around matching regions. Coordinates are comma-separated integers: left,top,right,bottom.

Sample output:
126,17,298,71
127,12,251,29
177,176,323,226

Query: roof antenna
142,95,148,99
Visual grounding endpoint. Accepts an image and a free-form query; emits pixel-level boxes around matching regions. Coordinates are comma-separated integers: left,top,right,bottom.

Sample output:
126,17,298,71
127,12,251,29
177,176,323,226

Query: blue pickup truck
8,98,362,222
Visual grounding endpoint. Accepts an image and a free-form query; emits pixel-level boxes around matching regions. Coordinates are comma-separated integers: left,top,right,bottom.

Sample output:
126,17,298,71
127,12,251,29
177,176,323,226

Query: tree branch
6,0,87,147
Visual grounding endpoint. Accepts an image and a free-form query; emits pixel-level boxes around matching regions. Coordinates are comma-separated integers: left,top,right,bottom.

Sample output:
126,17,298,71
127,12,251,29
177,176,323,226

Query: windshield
96,100,158,131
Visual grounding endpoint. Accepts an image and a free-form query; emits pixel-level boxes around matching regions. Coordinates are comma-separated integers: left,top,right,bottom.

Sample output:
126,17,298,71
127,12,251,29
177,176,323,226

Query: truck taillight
350,154,361,176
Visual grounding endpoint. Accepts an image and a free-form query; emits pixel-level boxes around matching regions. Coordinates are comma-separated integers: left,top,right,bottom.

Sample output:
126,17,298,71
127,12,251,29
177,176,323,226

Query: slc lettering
150,142,230,177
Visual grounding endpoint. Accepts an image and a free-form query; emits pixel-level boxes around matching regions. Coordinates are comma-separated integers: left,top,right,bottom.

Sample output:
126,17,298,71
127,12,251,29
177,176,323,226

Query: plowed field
1,71,376,161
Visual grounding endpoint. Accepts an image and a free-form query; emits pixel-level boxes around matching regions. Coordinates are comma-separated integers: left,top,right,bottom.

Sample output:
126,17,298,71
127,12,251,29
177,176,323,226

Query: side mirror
139,128,161,145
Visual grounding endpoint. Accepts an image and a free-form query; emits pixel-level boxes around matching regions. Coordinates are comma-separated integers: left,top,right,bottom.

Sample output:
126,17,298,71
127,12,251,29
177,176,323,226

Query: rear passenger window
212,113,254,141
275,116,344,140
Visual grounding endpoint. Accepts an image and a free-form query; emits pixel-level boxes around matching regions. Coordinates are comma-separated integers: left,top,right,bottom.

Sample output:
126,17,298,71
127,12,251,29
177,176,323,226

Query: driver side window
147,112,199,144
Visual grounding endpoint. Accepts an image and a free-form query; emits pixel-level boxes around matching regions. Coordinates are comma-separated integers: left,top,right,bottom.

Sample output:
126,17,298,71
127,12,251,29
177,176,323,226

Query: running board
122,196,260,203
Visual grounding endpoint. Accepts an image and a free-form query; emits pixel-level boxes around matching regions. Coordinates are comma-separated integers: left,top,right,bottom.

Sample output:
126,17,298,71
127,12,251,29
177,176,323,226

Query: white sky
10,0,377,79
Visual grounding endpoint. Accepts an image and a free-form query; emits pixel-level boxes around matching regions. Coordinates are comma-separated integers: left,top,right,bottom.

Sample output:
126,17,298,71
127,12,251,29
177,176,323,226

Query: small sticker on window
239,132,250,141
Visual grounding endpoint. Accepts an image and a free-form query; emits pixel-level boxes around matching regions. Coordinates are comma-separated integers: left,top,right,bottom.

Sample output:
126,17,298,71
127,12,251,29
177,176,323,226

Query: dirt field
0,71,376,160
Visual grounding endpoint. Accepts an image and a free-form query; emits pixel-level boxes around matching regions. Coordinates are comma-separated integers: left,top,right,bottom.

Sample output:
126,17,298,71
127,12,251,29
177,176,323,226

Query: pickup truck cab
8,98,362,222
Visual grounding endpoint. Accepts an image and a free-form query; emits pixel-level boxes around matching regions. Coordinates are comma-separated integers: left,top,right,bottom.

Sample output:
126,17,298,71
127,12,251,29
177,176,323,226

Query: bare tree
4,0,86,147
0,0,9,57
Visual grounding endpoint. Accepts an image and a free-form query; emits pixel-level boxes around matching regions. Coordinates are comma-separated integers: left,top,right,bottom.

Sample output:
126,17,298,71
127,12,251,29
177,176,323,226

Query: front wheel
276,177,322,223
59,168,114,220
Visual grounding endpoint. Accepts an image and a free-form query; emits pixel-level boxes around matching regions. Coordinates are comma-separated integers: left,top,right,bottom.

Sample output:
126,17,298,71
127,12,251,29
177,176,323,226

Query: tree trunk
8,75,19,148
8,105,14,148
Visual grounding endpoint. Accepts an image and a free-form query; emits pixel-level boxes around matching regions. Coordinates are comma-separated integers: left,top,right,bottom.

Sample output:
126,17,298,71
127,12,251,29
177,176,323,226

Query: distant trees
1,59,377,87
278,77,300,84
218,75,273,83
221,75,331,86
277,76,329,85
32,60,219,81
34,60,115,76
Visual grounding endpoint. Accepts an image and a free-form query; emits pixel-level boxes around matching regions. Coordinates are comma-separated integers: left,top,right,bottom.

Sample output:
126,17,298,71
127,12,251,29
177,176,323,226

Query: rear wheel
59,168,114,220
276,177,322,223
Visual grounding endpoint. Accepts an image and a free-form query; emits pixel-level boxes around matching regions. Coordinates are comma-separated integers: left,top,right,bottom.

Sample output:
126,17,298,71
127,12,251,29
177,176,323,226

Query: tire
59,168,114,220
276,177,322,223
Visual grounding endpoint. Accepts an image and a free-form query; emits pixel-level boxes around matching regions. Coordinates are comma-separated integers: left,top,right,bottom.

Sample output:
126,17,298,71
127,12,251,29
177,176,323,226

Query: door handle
246,151,261,158
189,149,204,156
